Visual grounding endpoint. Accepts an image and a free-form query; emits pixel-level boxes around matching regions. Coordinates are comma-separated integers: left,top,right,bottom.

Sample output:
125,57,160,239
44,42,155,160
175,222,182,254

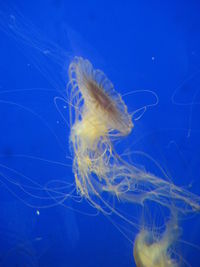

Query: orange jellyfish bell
68,57,133,144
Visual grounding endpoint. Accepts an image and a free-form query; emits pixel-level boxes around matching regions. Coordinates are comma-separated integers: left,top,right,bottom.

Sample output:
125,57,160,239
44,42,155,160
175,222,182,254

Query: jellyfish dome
134,215,180,267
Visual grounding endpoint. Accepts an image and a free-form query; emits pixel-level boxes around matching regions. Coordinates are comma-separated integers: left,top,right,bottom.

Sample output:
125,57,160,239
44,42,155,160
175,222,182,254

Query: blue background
0,0,200,266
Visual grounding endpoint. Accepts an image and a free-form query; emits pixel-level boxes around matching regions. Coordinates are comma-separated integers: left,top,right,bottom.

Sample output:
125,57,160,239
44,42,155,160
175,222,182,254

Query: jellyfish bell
133,229,178,267
133,214,181,267
68,57,133,148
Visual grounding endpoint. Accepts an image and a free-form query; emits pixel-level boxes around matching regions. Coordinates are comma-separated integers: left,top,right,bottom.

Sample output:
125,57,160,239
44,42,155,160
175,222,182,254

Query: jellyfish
133,213,180,267
68,56,200,217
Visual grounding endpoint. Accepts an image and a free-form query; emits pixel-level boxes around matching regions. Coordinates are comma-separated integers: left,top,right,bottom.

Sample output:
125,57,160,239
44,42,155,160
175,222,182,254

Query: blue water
0,1,200,266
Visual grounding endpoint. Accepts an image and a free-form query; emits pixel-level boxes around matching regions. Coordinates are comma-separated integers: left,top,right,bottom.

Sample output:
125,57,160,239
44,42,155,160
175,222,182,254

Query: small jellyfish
68,56,200,215
133,213,180,267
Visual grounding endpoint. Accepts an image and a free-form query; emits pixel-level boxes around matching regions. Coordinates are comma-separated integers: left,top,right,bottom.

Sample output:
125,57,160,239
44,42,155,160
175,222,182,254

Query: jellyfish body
68,56,200,215
69,57,133,202
69,57,133,146
134,214,180,267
